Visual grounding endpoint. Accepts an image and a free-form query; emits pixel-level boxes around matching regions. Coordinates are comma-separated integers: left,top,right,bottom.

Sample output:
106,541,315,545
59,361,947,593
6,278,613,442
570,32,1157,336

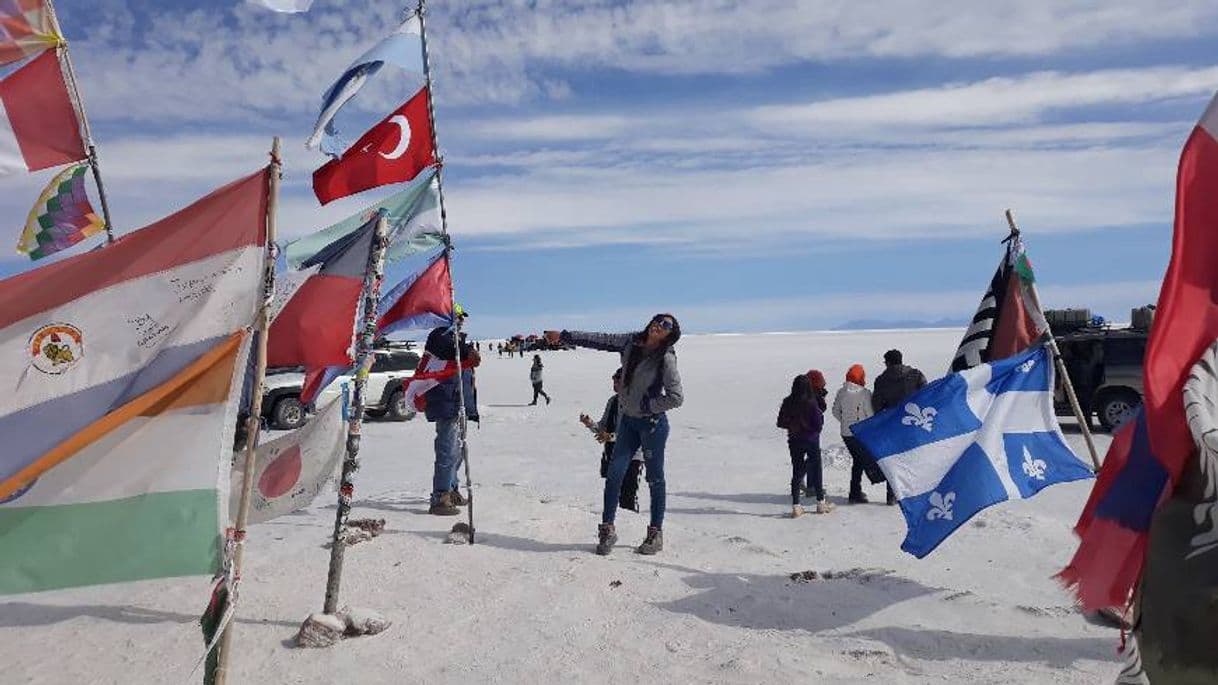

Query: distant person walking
832,364,879,504
548,313,683,556
872,349,928,505
580,368,643,512
777,373,831,517
529,354,551,405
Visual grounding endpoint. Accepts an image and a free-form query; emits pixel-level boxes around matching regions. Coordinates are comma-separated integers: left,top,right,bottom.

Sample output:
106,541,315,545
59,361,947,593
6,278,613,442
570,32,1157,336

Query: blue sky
3,0,1217,338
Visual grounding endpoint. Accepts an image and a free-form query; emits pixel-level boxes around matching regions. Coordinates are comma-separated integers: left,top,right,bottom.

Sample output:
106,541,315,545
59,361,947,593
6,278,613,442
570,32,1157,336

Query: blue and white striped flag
307,13,425,155
853,345,1093,558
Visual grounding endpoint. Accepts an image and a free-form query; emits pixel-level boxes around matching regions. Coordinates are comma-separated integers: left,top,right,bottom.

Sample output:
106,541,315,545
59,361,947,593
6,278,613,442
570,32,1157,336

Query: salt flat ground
1,329,1121,684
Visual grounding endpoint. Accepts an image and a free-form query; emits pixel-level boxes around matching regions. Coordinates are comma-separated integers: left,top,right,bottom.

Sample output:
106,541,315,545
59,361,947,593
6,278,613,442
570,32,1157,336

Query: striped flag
377,251,452,336
0,0,59,67
0,169,269,595
284,166,442,269
267,215,378,403
0,48,86,175
950,233,1046,373
403,352,459,413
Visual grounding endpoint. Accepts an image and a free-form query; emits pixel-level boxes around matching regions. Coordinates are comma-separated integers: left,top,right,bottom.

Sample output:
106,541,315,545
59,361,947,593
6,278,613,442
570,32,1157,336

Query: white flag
231,394,346,525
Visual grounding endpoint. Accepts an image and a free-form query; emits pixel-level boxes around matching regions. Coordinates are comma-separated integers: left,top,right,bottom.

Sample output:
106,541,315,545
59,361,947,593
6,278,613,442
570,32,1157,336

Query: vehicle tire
1097,390,1141,432
386,388,415,421
271,395,306,430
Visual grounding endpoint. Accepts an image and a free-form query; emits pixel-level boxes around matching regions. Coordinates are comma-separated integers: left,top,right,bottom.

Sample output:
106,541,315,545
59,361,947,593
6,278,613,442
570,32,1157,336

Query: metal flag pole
213,137,282,685
1005,209,1102,471
44,1,115,243
418,0,475,543
323,211,390,614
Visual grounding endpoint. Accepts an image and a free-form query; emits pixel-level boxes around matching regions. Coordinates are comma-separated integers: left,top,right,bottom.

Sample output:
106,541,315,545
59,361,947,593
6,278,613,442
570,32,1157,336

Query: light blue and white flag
283,166,442,269
307,13,425,154
852,345,1093,558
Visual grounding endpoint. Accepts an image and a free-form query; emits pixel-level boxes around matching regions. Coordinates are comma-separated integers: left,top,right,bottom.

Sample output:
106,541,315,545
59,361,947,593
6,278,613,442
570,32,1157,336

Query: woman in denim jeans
548,314,684,555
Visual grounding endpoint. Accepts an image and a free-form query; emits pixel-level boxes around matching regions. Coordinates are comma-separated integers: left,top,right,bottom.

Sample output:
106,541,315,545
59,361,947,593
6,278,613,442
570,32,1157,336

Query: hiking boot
595,523,618,555
816,499,835,514
545,396,551,405
636,526,663,555
848,491,869,504
789,504,805,518
428,493,459,516
449,489,467,506
886,488,897,506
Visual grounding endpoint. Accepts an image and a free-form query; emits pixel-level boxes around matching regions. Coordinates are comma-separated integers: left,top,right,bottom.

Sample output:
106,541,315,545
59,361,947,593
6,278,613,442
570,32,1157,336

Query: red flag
0,49,86,174
312,87,435,205
267,219,376,387
1144,92,1218,483
1059,92,1218,610
376,253,452,335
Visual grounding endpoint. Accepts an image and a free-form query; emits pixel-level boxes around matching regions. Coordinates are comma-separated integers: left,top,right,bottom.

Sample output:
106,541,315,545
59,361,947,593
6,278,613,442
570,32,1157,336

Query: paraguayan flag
853,344,1093,558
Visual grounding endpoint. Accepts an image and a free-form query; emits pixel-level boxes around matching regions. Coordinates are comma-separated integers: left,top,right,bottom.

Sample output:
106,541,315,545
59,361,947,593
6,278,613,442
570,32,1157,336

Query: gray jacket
562,330,683,418
530,364,543,384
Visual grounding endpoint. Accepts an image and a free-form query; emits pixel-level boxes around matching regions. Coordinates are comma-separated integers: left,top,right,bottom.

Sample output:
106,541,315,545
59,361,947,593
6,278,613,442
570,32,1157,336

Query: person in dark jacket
580,368,643,512
548,313,683,556
529,354,551,405
423,317,480,516
778,373,831,517
872,348,927,505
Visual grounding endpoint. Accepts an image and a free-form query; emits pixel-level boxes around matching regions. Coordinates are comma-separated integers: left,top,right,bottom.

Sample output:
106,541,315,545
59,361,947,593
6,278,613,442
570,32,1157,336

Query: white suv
260,348,421,430
317,347,421,421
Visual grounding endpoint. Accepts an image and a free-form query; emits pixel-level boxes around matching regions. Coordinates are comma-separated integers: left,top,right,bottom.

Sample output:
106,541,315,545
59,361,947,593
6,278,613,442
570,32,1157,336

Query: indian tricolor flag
0,168,269,595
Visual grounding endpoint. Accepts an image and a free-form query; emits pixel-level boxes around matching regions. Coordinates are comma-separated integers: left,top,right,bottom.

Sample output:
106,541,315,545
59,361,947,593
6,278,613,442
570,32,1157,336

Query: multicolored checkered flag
0,0,60,66
17,162,106,260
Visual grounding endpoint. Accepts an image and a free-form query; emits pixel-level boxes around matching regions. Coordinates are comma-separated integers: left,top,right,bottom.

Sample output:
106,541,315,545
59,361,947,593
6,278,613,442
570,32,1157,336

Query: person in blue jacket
424,310,480,516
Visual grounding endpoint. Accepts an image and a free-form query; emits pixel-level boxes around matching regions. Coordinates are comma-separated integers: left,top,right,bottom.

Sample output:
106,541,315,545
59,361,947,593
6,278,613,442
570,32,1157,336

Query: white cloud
750,66,1218,130
55,0,1218,123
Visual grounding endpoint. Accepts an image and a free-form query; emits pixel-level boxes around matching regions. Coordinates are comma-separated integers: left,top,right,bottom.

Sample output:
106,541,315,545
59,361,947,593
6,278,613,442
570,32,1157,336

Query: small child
579,368,643,511
776,372,831,517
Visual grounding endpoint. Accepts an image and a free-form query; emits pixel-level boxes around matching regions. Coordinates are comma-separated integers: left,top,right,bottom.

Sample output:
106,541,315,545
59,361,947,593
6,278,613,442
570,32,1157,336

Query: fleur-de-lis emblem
927,491,955,521
1017,358,1037,373
901,403,937,432
1021,449,1047,481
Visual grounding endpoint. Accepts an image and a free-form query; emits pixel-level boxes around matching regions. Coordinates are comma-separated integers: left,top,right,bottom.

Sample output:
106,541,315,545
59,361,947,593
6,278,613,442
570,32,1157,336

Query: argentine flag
852,345,1093,558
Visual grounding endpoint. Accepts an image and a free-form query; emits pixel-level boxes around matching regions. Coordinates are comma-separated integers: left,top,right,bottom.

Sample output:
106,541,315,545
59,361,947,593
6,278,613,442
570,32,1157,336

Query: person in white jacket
831,364,878,504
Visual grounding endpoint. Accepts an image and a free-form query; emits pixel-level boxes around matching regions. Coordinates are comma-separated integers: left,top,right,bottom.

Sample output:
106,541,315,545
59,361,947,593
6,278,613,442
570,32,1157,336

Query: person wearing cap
872,349,927,505
423,305,480,516
546,313,683,556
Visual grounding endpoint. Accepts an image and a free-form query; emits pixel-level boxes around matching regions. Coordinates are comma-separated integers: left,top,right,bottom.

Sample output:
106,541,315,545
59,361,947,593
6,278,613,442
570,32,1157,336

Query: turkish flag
312,86,436,205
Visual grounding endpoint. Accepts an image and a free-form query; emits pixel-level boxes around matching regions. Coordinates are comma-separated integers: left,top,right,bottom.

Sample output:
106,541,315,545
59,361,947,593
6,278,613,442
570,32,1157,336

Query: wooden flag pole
323,212,390,614
213,137,282,685
418,0,475,543
1005,209,1102,471
44,1,115,244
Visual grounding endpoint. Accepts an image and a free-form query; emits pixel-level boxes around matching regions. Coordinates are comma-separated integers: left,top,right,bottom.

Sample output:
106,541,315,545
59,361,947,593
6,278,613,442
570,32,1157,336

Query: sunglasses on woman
652,318,674,331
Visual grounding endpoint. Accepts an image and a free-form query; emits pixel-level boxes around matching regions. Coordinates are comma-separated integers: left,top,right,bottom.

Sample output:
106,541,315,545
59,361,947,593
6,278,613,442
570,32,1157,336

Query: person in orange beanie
832,364,881,503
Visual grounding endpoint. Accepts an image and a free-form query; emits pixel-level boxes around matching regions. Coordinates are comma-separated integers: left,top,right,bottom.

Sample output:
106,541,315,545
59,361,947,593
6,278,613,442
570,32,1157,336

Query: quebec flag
852,345,1093,558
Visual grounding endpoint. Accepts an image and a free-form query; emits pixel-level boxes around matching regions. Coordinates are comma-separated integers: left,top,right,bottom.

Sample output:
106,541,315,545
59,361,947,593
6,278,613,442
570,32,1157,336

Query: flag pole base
294,608,392,649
